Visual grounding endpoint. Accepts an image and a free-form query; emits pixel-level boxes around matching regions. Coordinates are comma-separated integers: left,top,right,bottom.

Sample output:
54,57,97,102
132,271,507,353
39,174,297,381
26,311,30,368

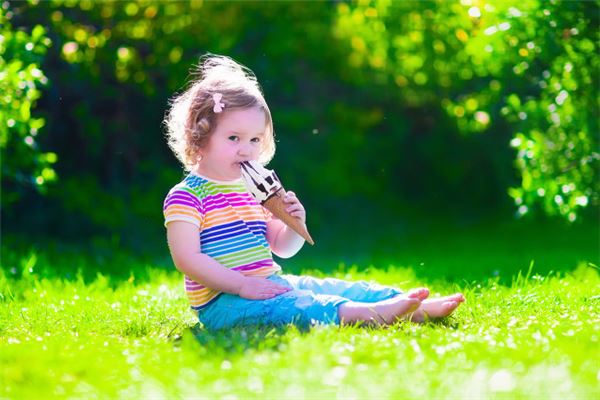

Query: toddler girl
163,54,464,330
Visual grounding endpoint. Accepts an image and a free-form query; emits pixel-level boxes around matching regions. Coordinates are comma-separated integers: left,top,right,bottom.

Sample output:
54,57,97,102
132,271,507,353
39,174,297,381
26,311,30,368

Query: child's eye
251,137,261,143
228,136,239,142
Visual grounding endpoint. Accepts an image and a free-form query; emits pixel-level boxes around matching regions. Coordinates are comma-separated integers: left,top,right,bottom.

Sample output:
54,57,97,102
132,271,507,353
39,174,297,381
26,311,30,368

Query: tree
334,0,599,221
0,3,55,206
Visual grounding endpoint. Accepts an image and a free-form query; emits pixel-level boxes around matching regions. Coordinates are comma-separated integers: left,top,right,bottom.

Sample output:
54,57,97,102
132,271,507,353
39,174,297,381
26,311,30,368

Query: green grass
1,219,599,399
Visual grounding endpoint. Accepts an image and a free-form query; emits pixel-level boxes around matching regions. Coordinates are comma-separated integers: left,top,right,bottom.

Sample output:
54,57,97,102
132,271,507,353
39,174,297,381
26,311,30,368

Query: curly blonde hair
164,54,275,170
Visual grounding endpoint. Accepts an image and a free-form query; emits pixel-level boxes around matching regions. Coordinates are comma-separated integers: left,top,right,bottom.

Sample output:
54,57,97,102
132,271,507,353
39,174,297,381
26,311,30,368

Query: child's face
198,107,267,181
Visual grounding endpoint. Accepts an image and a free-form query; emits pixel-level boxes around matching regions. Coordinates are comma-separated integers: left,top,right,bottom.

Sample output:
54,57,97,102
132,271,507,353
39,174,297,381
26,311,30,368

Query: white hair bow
213,93,225,113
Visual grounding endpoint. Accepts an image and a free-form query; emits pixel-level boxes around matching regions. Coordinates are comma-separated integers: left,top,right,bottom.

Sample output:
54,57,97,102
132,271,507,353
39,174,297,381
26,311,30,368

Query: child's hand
283,191,306,224
238,276,291,300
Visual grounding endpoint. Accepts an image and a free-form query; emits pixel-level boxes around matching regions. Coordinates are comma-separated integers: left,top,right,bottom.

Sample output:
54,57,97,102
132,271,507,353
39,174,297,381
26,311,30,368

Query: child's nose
238,143,252,156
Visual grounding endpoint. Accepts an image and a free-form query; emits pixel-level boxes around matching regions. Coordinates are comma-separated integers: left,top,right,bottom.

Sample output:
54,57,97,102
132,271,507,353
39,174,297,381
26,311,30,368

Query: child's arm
167,221,290,299
266,191,306,258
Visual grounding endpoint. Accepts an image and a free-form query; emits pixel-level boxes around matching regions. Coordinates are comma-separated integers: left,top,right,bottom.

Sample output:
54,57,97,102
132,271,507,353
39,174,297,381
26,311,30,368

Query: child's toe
406,288,430,301
450,293,465,302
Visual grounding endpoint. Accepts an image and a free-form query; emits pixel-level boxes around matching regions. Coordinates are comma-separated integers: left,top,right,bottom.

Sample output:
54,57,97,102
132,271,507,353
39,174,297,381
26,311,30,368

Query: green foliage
334,0,599,220
3,0,598,240
0,3,56,204
6,0,348,238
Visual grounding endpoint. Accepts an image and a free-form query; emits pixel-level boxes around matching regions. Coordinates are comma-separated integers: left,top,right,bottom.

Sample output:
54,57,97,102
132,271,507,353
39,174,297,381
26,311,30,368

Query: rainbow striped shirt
163,173,281,310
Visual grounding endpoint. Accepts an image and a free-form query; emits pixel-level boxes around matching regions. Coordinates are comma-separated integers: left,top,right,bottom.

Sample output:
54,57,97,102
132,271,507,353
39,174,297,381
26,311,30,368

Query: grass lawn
1,218,599,398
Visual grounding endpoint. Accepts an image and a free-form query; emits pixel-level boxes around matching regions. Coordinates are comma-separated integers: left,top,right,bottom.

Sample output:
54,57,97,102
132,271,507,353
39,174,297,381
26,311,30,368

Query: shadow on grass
177,323,303,355
179,315,463,355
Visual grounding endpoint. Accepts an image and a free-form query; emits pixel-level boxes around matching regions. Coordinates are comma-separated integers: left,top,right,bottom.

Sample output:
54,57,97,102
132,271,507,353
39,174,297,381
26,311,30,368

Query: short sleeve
163,189,203,228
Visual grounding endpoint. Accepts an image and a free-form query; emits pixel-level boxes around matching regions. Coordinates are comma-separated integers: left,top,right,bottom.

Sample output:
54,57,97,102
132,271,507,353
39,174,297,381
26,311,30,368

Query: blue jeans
197,274,402,330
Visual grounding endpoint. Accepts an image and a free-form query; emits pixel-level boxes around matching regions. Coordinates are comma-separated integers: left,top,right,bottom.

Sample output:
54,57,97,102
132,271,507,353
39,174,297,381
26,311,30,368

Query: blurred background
2,0,598,276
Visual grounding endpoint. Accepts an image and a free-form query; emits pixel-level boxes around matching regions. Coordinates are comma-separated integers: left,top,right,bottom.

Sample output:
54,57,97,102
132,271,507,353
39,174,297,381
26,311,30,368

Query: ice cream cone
240,160,315,245
263,188,315,246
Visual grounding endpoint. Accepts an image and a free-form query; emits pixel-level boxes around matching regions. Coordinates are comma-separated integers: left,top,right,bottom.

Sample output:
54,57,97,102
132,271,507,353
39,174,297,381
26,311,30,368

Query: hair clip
213,93,225,113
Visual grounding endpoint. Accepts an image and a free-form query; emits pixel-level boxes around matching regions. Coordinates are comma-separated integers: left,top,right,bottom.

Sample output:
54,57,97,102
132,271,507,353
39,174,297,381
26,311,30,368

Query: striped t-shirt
163,173,281,310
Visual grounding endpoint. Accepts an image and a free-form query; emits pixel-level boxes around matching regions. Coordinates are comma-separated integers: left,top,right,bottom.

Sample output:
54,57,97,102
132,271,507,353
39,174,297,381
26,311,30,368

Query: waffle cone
263,189,315,245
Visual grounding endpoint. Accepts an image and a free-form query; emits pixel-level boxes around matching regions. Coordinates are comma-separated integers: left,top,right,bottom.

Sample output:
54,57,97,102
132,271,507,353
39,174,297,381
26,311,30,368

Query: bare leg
338,288,428,326
409,293,465,323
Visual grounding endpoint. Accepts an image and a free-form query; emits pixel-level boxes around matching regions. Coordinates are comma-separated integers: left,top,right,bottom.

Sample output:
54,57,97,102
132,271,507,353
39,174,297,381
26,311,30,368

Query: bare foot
409,293,465,323
370,295,422,325
339,295,422,326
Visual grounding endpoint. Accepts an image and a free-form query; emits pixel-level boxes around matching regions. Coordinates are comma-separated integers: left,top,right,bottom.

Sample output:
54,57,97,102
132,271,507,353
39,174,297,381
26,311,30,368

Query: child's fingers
265,281,291,292
283,192,307,220
264,285,288,293
286,204,303,213
285,201,305,212
284,191,298,203
289,210,305,219
261,288,290,298
286,205,306,217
